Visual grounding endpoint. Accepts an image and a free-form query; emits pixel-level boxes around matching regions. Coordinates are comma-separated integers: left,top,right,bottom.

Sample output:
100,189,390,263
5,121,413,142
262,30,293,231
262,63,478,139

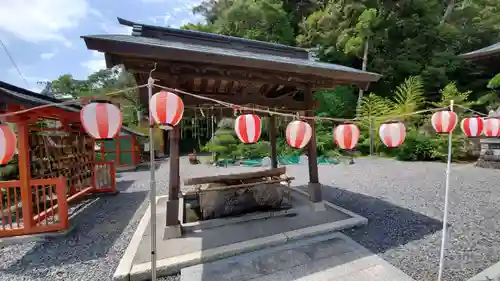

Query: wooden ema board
30,132,94,194
183,167,286,186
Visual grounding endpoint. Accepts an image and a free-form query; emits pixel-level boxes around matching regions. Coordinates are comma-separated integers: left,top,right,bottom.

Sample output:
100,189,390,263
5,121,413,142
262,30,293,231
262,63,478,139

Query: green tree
488,73,500,89
213,0,295,45
47,66,141,126
297,0,500,98
203,118,239,160
180,23,216,33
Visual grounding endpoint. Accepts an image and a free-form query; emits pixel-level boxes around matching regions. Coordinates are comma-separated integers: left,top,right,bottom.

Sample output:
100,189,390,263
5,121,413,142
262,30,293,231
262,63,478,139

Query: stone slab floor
180,232,415,281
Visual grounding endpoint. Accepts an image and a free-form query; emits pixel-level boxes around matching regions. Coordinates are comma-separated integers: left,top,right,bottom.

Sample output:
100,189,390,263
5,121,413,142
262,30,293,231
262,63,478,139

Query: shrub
395,129,434,161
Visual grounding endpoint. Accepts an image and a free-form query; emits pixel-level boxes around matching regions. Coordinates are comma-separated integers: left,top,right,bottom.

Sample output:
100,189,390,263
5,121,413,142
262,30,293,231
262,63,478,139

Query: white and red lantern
460,116,484,137
149,91,184,128
234,114,262,143
379,121,406,148
431,111,457,134
286,120,312,149
0,124,16,165
334,123,360,150
483,117,500,137
80,101,122,139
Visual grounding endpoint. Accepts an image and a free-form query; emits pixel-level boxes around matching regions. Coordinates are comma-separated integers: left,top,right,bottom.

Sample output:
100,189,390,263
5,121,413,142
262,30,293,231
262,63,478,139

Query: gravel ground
288,157,500,281
0,158,259,281
1,157,498,281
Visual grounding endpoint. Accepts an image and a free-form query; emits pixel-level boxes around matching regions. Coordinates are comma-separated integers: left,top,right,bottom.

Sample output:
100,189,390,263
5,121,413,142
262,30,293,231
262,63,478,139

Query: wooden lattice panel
30,132,95,195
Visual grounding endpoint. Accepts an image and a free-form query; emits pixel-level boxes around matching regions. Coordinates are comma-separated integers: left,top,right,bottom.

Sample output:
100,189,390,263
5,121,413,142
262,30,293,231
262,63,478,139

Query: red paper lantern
286,120,312,149
149,91,184,128
431,111,457,133
80,101,123,140
379,121,406,148
0,124,16,165
483,117,500,137
460,116,484,137
334,123,360,150
234,114,262,143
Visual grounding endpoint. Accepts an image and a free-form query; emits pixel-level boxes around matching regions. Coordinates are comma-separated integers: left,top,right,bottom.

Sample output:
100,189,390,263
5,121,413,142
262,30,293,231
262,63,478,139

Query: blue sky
0,0,204,92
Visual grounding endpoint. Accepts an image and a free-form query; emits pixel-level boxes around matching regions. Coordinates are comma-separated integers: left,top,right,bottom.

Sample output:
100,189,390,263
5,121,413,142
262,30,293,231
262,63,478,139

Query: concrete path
181,232,415,281
467,261,500,281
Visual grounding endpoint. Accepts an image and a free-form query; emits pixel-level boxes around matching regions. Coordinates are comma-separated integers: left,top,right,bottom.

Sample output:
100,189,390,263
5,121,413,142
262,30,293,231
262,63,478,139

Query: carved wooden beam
178,93,306,109
117,56,330,88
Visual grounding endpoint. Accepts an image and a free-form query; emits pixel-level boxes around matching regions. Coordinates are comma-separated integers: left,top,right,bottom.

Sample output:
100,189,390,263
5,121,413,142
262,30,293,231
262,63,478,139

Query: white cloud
159,0,204,27
81,51,106,73
40,50,57,60
0,0,90,46
163,15,173,25
100,23,132,35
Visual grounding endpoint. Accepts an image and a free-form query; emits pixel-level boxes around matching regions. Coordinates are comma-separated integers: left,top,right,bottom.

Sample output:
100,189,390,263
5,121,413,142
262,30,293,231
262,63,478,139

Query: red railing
0,178,68,238
0,162,116,238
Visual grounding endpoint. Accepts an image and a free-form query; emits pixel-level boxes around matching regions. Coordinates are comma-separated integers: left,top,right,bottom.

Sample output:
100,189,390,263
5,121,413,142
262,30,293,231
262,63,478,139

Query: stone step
180,232,414,281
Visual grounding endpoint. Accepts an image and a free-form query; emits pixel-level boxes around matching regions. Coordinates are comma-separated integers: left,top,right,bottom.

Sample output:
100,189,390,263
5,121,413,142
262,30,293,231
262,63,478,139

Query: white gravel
0,158,260,281
1,157,498,281
289,157,499,281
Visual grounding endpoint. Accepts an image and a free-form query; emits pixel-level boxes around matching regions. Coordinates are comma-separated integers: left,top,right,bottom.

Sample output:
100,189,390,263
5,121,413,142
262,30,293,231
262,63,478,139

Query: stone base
475,158,500,169
116,192,369,281
310,201,326,212
308,182,323,203
165,199,179,226
163,224,182,240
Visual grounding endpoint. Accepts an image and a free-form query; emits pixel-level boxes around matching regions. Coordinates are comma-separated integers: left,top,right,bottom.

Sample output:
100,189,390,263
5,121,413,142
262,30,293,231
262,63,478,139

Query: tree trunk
356,38,370,119
440,0,455,24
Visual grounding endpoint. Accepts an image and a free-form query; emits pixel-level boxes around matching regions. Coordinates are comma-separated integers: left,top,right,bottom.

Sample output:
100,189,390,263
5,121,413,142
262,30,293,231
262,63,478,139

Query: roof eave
81,35,381,85
0,80,146,137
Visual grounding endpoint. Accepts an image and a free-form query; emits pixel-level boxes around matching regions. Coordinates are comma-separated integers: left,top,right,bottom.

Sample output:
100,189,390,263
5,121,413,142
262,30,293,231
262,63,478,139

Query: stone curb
130,234,288,281
467,262,500,281
113,195,169,281
181,206,300,233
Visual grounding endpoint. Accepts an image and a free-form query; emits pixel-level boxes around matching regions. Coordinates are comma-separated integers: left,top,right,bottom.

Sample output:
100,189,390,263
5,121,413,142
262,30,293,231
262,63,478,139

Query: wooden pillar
116,136,121,166
269,115,278,168
131,136,138,166
17,121,34,229
100,140,105,161
166,125,180,226
163,129,170,157
305,88,322,203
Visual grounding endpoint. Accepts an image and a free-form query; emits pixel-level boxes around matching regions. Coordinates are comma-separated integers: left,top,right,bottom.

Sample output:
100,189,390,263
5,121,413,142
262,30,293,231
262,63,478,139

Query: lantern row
236,111,498,150
0,93,499,165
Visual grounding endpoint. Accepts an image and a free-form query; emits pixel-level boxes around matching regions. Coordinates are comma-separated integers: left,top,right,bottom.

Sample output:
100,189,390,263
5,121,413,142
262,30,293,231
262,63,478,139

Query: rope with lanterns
0,82,498,165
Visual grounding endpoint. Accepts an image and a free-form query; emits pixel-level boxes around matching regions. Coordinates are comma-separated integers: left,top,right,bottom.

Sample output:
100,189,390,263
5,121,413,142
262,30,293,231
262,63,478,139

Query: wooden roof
460,42,500,72
0,81,146,137
460,42,500,60
81,18,381,111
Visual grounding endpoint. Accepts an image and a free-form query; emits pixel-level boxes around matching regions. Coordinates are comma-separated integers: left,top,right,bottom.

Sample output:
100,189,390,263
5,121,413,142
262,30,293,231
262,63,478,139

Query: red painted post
17,121,34,229
131,136,138,166
56,177,69,229
100,140,105,161
116,136,121,166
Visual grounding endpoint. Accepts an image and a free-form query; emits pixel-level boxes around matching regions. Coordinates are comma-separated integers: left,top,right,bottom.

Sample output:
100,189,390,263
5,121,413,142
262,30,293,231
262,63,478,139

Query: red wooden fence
0,162,116,238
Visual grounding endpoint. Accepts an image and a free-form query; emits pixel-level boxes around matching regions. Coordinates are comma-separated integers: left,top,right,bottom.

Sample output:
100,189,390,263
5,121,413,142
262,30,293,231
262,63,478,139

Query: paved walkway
467,262,500,281
180,232,415,281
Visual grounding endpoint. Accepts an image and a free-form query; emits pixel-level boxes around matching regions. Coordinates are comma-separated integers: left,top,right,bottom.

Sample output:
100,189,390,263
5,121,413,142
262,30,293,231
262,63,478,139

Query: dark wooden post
163,129,170,157
305,88,322,203
166,125,180,226
269,115,278,168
